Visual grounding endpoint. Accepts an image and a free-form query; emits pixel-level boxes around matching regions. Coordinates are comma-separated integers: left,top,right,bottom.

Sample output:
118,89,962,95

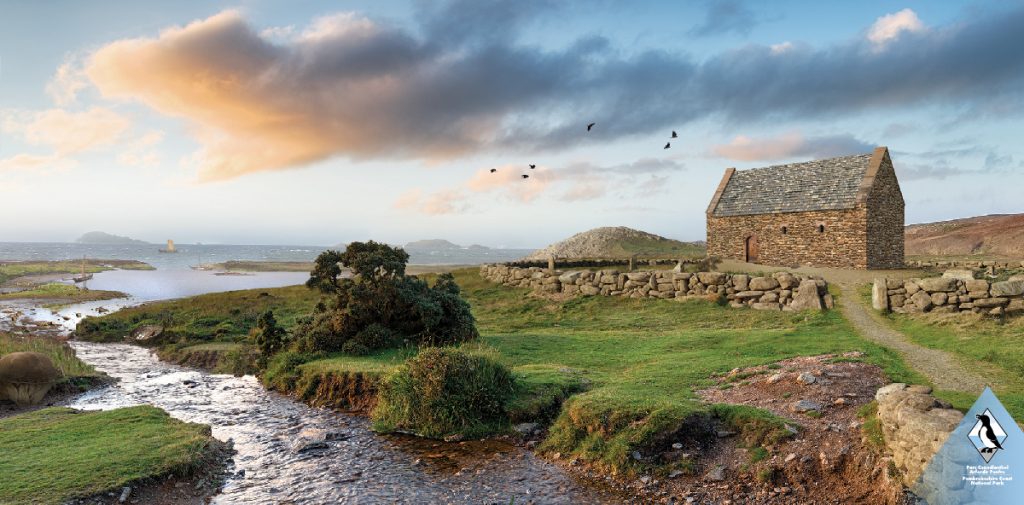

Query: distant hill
404,239,466,251
523,226,706,261
905,214,1024,258
75,231,151,245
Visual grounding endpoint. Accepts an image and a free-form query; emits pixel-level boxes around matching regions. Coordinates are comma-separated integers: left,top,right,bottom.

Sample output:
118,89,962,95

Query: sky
1,0,1023,247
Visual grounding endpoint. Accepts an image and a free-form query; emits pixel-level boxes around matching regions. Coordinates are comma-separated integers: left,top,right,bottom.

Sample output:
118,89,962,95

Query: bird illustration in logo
976,413,1005,454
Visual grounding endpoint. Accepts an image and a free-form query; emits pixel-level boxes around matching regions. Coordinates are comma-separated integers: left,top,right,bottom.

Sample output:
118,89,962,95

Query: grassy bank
0,259,153,285
0,332,100,379
0,406,227,504
208,260,316,272
864,286,1024,417
0,282,127,308
77,285,319,344
80,268,923,475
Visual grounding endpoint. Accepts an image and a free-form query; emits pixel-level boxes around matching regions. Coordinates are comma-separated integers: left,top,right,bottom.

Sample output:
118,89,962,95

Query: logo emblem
968,408,1008,463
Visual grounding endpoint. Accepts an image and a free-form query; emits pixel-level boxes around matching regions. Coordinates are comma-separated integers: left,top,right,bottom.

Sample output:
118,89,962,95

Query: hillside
523,226,705,261
905,214,1024,258
75,231,150,245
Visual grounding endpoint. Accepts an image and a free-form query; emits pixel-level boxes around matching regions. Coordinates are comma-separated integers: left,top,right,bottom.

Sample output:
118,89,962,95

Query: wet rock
514,422,540,436
706,465,727,482
291,439,330,453
791,400,822,413
131,325,163,342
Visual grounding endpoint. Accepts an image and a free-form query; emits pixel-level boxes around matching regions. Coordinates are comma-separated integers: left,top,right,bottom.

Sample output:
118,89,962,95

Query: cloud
117,131,164,168
78,3,1024,180
711,132,875,162
867,8,926,48
395,157,685,213
690,0,757,37
46,59,89,106
0,153,67,172
896,147,1015,180
392,188,469,215
2,107,130,155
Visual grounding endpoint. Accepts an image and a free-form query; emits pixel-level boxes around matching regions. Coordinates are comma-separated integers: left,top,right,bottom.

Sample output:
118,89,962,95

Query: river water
5,266,625,504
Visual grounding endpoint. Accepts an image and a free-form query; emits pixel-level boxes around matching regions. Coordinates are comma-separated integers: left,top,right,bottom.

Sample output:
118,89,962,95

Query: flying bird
490,168,497,173
664,142,671,149
529,164,536,169
587,122,596,131
976,414,1004,454
522,174,530,179
671,130,678,138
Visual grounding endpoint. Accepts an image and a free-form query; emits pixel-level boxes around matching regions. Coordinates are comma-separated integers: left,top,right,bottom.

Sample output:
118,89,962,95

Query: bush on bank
372,347,516,439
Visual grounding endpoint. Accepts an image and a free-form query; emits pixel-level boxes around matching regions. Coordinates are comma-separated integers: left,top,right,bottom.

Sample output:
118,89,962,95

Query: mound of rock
522,226,703,261
0,352,61,406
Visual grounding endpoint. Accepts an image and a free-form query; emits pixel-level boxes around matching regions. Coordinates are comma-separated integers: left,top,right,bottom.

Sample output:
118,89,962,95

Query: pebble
706,465,727,482
766,373,785,384
671,442,683,450
118,487,131,503
784,453,797,463
833,397,847,405
796,372,816,385
791,399,822,413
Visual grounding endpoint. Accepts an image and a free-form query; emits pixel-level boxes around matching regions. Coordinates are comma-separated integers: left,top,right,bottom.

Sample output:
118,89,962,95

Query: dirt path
834,282,986,394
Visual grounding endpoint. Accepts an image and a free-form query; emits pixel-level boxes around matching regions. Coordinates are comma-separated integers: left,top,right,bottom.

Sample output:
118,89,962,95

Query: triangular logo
913,387,1023,504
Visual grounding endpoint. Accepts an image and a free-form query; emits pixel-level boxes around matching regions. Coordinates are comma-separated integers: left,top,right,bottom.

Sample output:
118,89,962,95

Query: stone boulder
749,276,780,291
132,325,164,342
910,291,933,311
0,352,61,406
872,279,889,311
732,274,749,291
990,279,1024,297
773,272,798,289
788,280,824,311
916,277,958,293
941,269,975,281
875,383,962,486
696,272,726,285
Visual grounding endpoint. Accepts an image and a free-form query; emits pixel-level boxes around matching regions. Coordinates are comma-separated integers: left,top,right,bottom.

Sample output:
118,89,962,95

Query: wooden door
745,235,759,263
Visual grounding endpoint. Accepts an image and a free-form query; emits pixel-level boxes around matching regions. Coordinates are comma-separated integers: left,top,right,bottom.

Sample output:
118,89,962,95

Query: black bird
587,122,596,131
490,168,497,173
522,174,529,179
664,142,671,149
671,130,678,138
529,164,536,169
976,414,1004,453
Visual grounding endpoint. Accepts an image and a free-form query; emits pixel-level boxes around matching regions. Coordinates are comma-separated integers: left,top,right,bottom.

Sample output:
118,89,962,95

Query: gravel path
835,283,986,394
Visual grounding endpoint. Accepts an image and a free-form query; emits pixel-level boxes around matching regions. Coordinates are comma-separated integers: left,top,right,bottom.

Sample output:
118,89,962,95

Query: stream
6,270,626,504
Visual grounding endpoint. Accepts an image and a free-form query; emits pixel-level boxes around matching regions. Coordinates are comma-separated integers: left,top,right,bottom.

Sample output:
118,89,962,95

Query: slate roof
711,153,873,217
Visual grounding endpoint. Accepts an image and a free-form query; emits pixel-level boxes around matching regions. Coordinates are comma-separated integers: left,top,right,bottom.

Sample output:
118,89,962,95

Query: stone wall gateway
872,272,1024,316
479,264,833,311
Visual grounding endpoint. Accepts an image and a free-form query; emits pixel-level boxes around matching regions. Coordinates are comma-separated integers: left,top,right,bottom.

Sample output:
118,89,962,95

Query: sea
0,242,534,271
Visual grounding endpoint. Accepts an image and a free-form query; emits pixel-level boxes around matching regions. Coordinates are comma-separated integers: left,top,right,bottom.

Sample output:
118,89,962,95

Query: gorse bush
250,311,288,367
372,347,516,439
292,242,478,355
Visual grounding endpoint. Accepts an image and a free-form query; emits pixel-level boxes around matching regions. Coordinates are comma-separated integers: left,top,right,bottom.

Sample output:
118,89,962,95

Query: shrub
261,351,317,391
292,244,478,354
250,311,289,367
372,347,516,439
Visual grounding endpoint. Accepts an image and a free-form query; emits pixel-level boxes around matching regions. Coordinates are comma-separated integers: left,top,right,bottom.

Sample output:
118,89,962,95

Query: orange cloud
712,132,873,162
393,188,468,215
3,107,129,155
84,10,495,181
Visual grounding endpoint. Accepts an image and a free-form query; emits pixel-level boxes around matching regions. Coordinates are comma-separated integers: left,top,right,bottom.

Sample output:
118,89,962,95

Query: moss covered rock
0,352,60,406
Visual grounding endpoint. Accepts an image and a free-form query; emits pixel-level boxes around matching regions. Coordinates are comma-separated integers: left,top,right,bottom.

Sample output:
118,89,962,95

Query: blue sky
1,0,1022,247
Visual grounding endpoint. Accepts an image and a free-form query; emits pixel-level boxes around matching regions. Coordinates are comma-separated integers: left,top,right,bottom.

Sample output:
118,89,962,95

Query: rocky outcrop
905,213,1024,258
0,352,60,406
873,271,1024,316
480,265,831,311
874,383,962,486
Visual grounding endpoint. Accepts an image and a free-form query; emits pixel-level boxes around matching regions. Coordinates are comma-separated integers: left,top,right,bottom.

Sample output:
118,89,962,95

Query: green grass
0,332,99,379
78,268,923,475
0,259,153,285
76,285,320,343
594,237,706,259
0,406,223,505
866,286,1024,417
209,260,315,272
0,282,127,308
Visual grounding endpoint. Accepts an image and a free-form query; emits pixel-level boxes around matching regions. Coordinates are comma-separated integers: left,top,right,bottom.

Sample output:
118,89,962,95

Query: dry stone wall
479,264,833,311
874,383,963,487
872,271,1024,316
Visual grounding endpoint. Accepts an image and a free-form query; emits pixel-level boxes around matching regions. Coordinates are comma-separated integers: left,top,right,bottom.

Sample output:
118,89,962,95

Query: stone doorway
745,235,759,263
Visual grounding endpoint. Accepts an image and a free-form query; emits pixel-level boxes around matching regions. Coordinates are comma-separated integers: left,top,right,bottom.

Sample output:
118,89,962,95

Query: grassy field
867,290,1024,417
0,259,153,285
0,332,99,379
77,285,320,343
0,282,127,307
80,268,926,474
0,406,224,504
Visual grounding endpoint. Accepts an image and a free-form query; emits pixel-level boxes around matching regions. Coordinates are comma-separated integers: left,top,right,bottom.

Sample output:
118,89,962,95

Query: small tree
251,310,288,367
